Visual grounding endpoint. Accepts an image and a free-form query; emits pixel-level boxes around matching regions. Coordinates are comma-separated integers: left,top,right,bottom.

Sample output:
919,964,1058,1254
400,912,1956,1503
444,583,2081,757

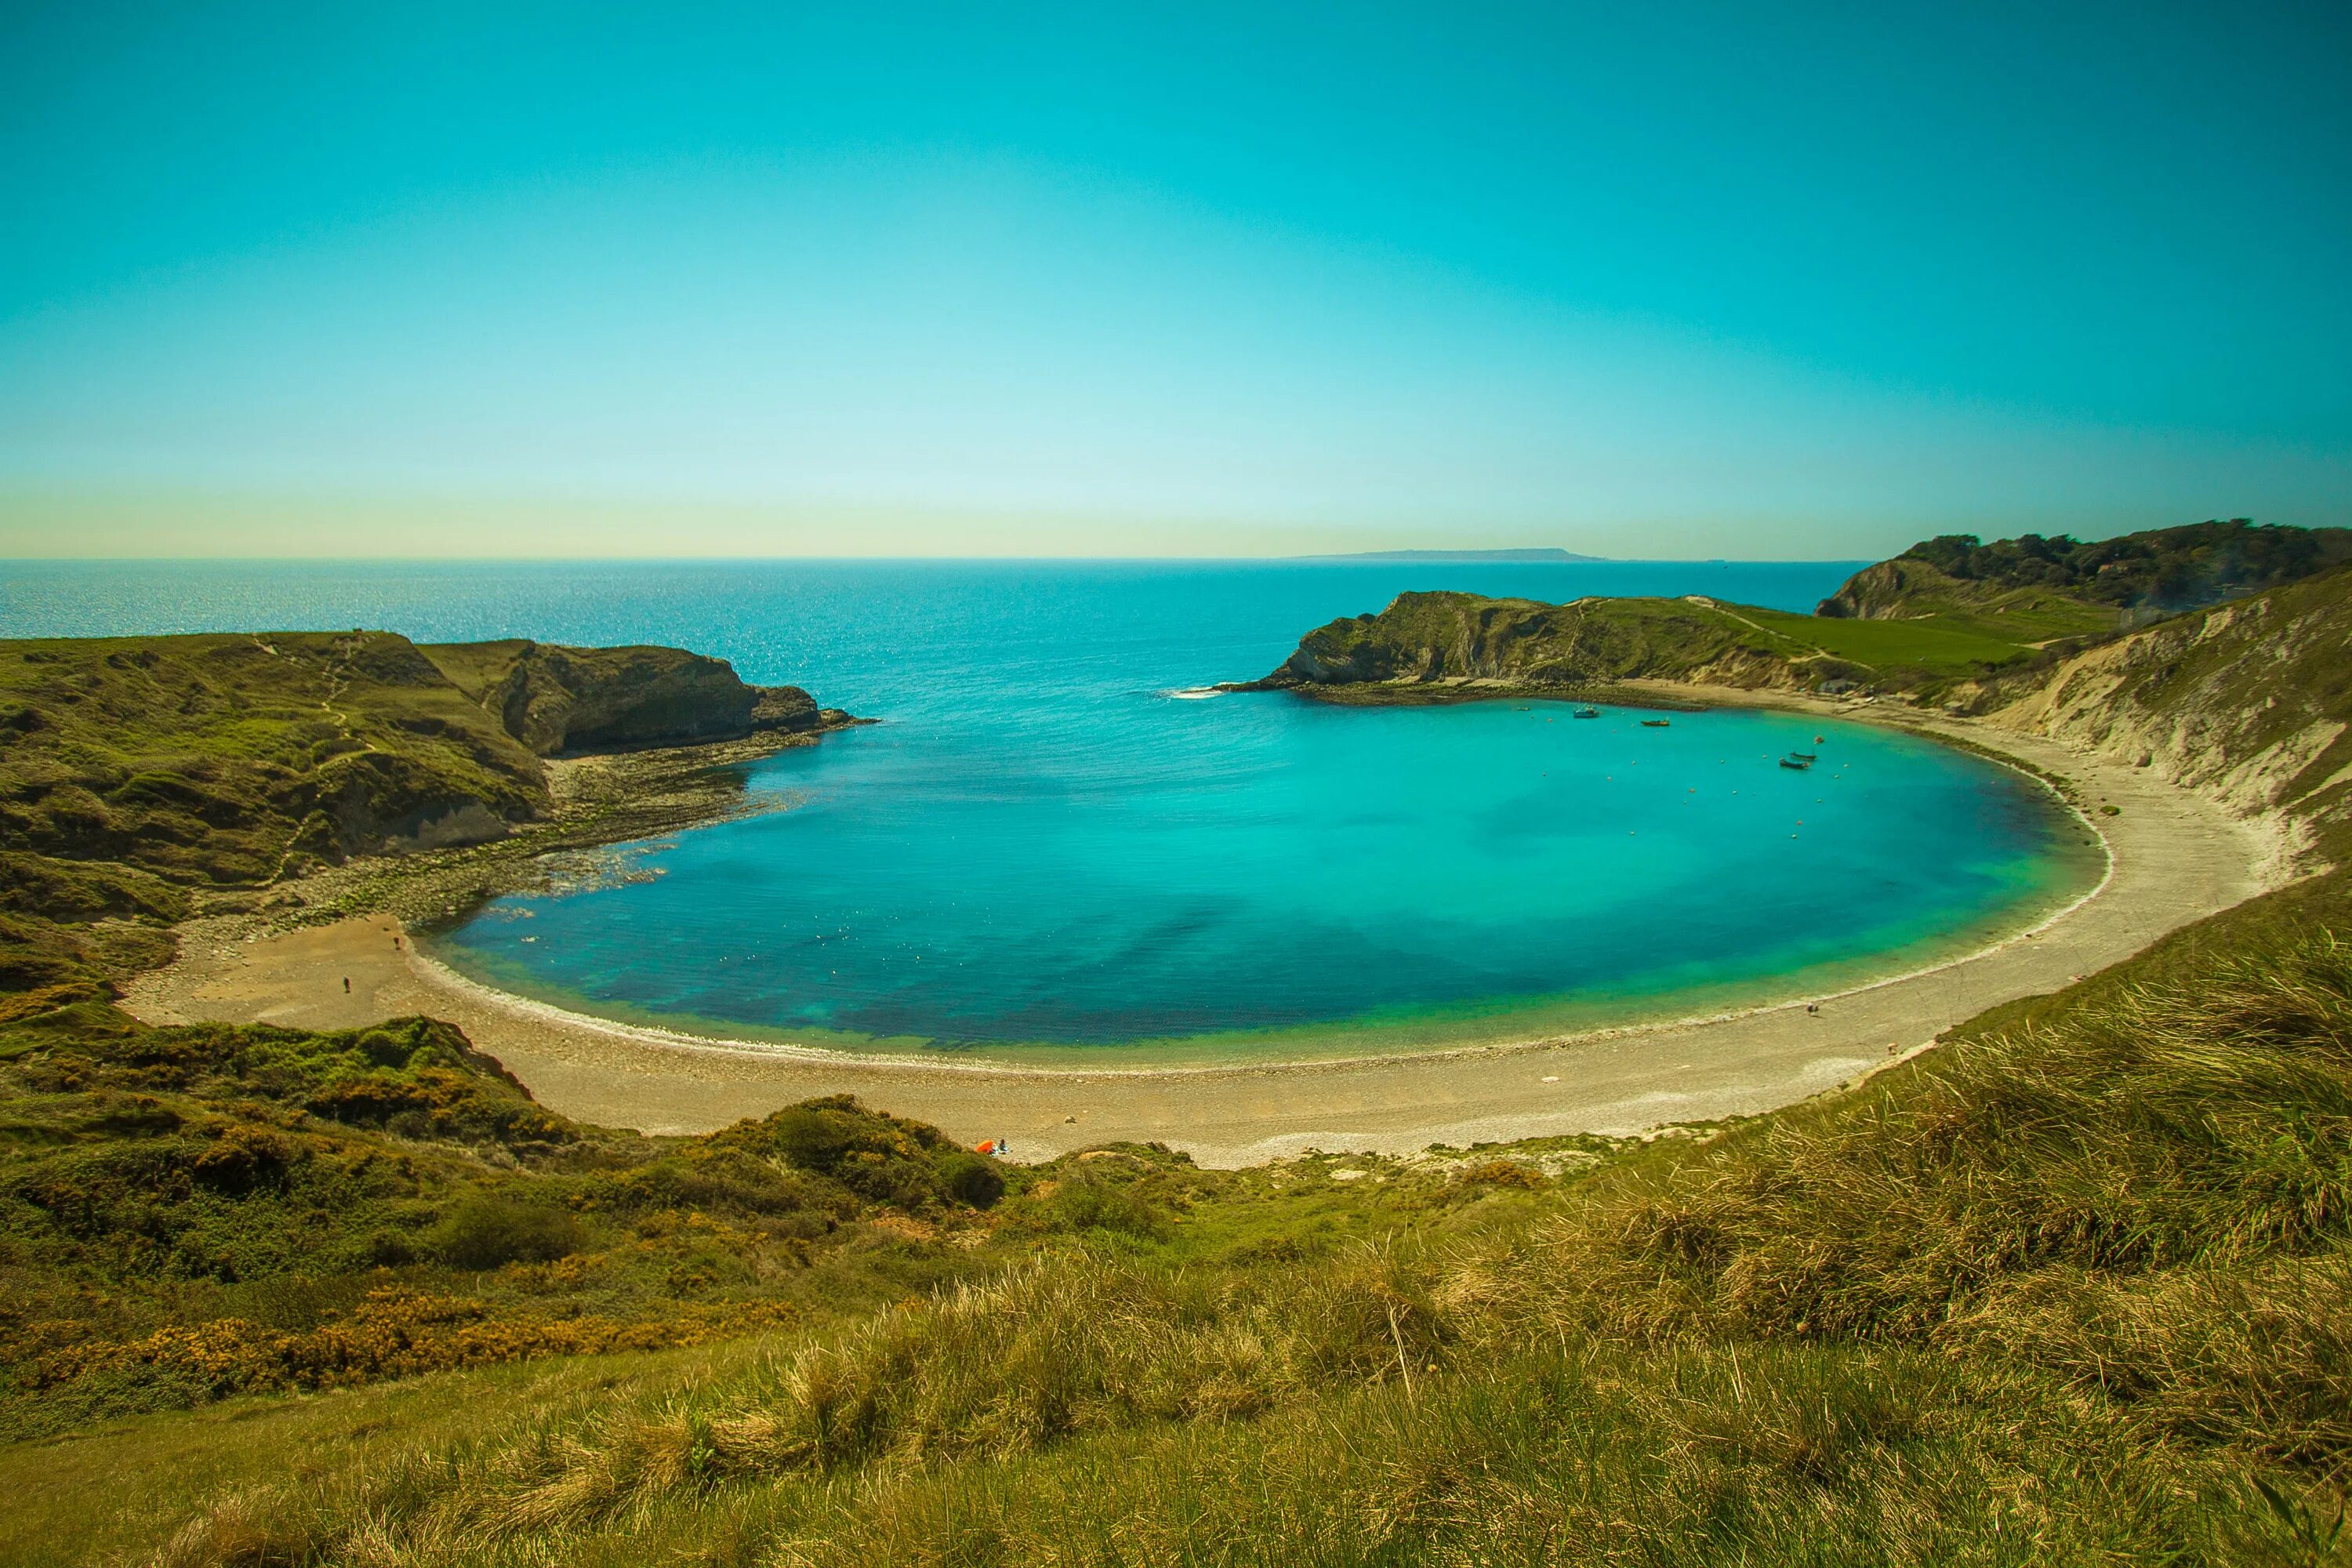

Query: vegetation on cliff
416,639,839,756
1256,586,2054,701
1820,518,2352,629
1258,521,2352,731
0,630,850,996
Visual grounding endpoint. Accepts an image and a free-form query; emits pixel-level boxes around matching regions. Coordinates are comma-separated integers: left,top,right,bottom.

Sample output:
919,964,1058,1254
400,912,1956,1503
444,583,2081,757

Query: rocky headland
0,630,862,998
1248,521,2352,873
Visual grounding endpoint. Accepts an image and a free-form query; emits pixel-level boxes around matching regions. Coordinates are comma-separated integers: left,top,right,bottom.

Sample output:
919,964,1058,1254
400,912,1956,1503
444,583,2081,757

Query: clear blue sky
2,1,2347,557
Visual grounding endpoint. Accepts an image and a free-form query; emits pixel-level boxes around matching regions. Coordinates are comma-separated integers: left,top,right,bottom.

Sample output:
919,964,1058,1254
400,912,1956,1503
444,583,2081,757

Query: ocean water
2,558,2103,1058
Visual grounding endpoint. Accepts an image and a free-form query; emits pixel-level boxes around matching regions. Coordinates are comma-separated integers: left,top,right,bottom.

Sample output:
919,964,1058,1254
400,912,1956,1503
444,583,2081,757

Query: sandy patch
122,703,2276,1167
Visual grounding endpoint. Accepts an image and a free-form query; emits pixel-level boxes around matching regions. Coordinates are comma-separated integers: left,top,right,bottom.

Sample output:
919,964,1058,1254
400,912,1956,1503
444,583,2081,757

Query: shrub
430,1192,584,1270
1457,1160,1544,1189
1046,1175,1170,1241
934,1152,1004,1210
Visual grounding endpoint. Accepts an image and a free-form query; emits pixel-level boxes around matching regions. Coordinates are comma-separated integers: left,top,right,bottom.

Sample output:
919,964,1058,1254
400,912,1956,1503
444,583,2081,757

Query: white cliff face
1987,579,2352,874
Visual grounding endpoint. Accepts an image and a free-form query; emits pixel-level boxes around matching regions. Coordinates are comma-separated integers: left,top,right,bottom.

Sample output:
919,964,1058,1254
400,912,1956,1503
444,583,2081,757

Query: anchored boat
1640,718,1671,728
1573,706,1601,719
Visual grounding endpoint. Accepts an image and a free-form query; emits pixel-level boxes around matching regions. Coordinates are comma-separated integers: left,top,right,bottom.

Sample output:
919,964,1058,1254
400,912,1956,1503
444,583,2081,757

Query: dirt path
123,703,2279,1167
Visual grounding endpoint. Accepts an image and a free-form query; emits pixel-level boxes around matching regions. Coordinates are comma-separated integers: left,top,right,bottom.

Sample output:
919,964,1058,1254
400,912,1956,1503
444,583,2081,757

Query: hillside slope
0,631,852,996
1985,566,2352,864
1818,518,2352,633
24,864,2347,1567
0,999,1014,1443
1254,588,2054,701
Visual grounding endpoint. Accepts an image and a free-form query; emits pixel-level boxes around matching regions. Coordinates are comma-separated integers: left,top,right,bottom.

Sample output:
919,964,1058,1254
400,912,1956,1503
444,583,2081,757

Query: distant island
1296,547,1611,562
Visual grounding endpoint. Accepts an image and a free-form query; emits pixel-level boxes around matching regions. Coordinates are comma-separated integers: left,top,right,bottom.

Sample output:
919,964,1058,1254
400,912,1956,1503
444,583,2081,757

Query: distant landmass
1298,547,1611,562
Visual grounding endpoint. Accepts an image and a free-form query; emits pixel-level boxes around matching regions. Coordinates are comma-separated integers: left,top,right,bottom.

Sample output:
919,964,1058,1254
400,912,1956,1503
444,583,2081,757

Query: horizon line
0,552,1877,566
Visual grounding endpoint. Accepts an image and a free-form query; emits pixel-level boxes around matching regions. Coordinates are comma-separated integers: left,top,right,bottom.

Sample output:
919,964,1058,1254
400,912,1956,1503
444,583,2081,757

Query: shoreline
122,691,2280,1167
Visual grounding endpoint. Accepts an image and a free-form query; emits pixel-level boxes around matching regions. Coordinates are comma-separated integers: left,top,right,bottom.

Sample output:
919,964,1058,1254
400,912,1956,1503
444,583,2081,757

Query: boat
1788,751,1817,763
1780,755,1813,770
1640,718,1671,728
1572,706,1600,719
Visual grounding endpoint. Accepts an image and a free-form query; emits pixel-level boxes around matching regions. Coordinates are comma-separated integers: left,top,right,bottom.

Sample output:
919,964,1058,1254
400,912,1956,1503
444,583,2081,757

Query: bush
935,1152,1004,1210
1047,1176,1170,1241
1457,1160,1544,1189
430,1192,584,1270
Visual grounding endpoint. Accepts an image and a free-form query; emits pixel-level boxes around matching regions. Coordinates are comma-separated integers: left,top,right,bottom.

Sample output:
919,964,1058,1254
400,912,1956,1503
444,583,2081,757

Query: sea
0,558,2104,1060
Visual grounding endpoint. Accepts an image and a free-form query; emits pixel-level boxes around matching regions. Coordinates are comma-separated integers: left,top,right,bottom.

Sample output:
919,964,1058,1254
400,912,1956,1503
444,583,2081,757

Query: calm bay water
2,558,2100,1057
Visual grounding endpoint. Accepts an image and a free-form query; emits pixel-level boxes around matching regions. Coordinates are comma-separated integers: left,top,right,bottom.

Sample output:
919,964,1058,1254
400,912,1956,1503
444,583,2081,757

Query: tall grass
84,899,2352,1564
1532,933,2352,1336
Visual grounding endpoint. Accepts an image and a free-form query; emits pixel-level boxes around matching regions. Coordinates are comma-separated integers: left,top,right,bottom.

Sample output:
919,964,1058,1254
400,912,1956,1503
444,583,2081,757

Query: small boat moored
1573,706,1601,719
1787,751,1818,763
1780,754,1814,770
1640,718,1672,728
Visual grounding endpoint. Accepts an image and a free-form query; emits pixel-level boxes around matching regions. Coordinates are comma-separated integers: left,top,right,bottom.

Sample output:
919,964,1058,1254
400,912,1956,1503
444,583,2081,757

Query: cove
429,693,2104,1062
5,556,2103,1063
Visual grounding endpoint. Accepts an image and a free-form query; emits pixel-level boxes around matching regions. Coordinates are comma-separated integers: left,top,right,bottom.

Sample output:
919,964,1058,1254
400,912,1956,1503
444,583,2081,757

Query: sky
2,2,2347,559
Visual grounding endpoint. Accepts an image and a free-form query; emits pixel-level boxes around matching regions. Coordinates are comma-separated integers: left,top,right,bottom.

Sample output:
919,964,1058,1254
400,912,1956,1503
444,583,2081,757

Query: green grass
1726,605,2045,674
0,1001,1041,1442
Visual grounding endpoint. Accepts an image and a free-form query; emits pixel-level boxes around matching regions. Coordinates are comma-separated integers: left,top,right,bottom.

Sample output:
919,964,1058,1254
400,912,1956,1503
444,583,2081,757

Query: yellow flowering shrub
31,1288,797,1399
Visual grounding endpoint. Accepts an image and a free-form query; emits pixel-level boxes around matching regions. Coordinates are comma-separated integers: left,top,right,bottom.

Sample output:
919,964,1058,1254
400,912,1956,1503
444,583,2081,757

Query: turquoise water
2,559,2101,1058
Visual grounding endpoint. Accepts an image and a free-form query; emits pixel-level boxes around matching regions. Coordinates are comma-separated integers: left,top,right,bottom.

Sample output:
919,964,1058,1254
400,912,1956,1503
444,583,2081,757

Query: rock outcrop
0,628,860,989
419,641,748,756
1985,568,2352,866
1253,591,1806,695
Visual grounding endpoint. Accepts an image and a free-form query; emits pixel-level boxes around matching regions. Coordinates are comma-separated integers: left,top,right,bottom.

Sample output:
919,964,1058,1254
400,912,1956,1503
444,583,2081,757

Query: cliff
417,640,841,754
1984,565,2352,865
1254,590,2052,701
1258,592,1789,692
0,630,855,993
1817,518,2352,629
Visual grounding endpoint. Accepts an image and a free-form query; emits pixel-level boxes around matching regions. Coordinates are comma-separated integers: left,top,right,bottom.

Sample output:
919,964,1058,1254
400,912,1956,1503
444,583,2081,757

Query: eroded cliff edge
0,630,862,994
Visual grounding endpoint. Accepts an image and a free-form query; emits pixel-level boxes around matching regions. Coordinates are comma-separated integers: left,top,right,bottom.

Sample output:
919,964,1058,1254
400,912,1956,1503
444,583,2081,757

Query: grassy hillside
9,866,2345,1566
1258,526,2352,723
1817,518,2352,634
0,631,846,999
0,999,1029,1443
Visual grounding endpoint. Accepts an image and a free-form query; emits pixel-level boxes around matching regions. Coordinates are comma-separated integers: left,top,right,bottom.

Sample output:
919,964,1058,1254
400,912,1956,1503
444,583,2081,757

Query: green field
1731,604,2050,672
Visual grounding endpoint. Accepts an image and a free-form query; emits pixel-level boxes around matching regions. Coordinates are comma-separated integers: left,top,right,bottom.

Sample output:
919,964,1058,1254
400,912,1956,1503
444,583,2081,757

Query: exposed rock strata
1250,591,1809,696
1984,573,2352,865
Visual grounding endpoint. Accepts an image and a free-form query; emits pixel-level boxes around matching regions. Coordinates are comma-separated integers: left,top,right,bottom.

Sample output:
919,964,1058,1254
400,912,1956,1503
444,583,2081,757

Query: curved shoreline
123,695,2278,1166
406,801,2109,1080
411,692,2107,1072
